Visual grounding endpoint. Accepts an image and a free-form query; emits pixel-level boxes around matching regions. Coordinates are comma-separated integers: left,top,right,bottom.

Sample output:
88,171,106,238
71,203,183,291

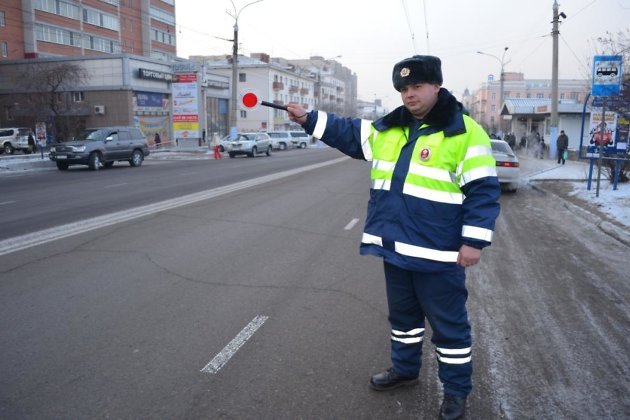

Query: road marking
344,218,360,230
0,200,16,206
104,183,128,189
0,157,348,257
200,315,269,374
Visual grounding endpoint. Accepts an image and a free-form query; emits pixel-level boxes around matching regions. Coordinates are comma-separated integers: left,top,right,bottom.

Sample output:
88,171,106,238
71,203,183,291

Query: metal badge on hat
400,67,410,77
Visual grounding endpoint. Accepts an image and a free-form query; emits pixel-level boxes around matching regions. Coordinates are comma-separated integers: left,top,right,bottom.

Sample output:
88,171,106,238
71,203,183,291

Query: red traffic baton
240,90,287,111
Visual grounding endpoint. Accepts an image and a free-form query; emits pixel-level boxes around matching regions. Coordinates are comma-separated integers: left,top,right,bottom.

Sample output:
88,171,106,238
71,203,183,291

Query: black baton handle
261,101,287,111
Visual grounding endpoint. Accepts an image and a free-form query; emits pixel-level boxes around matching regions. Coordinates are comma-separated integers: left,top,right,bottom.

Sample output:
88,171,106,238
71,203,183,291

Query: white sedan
491,139,520,192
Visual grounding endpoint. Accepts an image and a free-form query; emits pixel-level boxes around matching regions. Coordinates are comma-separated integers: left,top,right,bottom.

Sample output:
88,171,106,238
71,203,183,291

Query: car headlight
49,146,56,152
72,146,86,152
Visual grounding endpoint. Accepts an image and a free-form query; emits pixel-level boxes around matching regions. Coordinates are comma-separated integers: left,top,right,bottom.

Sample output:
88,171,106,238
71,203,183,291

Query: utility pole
228,0,264,133
550,1,566,159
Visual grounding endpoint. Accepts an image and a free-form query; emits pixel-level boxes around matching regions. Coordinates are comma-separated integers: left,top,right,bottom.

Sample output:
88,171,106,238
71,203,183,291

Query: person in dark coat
27,132,36,154
556,130,569,164
154,132,161,149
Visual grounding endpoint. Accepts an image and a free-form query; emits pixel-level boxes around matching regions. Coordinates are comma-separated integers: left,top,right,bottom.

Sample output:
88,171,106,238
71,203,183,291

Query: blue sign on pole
592,55,623,96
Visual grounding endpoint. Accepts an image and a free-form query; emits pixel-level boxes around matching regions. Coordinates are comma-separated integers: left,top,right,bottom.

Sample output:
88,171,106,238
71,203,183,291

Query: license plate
56,155,67,159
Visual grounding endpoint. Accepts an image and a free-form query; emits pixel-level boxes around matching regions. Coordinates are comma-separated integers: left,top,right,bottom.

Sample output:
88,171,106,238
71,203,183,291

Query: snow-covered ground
522,153,629,228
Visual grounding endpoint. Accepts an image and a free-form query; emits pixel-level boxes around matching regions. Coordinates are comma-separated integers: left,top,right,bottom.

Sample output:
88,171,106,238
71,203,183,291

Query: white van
0,127,32,154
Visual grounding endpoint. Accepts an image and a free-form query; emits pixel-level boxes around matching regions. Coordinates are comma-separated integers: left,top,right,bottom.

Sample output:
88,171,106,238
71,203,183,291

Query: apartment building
196,53,357,132
465,72,590,135
0,0,176,61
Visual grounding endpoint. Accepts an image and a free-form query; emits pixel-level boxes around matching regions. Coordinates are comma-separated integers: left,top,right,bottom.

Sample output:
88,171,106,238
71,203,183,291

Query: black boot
368,367,418,391
439,394,467,419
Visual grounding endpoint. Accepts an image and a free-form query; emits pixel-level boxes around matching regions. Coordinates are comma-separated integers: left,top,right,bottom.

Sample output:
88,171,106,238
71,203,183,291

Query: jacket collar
374,88,466,137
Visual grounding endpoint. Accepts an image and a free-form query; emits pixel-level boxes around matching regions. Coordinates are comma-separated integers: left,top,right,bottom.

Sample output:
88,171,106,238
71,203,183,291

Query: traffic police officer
288,55,501,420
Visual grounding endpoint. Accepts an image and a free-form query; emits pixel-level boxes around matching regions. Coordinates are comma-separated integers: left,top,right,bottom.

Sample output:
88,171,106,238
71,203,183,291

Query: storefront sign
138,68,174,82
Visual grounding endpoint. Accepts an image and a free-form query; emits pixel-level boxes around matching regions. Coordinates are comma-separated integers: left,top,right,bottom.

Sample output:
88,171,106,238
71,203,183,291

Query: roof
501,98,589,116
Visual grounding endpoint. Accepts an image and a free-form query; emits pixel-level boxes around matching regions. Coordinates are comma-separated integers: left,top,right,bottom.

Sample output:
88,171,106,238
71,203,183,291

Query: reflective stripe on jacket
304,90,500,271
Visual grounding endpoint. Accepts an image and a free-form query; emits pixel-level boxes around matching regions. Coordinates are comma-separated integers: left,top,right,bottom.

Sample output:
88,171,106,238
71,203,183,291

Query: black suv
49,127,150,171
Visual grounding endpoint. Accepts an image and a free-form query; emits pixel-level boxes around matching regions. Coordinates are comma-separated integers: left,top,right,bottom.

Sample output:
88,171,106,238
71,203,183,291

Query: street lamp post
228,0,264,132
477,47,510,134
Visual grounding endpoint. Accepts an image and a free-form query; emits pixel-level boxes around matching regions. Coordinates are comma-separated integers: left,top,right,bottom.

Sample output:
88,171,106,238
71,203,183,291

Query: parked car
267,131,293,150
49,126,150,171
227,132,272,158
0,127,32,154
289,131,310,149
491,139,520,192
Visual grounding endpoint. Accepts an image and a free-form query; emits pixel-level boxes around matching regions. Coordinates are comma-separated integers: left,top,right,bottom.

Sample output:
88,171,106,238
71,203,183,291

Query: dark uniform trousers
384,261,472,397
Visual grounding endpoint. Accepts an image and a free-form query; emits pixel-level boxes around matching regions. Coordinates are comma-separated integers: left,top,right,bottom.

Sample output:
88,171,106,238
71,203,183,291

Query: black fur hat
392,55,443,91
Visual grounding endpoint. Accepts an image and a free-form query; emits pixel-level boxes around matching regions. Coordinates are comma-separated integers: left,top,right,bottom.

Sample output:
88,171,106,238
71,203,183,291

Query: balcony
273,100,284,106
289,86,298,94
300,88,309,95
272,81,284,90
336,86,343,92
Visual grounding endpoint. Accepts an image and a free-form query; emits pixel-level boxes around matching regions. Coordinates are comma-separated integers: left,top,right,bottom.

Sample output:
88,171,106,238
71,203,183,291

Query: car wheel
129,150,144,167
219,145,225,152
56,161,69,170
279,142,286,151
4,143,14,154
229,152,235,158
300,142,307,149
104,161,114,168
249,146,257,157
88,152,102,171
266,146,272,156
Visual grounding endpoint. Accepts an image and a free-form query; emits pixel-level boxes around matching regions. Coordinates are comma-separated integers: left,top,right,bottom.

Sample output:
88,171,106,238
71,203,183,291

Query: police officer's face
400,83,440,119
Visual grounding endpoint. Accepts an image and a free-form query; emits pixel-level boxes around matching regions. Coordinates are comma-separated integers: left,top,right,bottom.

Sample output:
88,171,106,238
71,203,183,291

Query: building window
149,6,175,25
240,110,247,118
152,29,176,46
36,24,81,47
1,42,7,57
560,93,565,99
536,93,544,99
83,8,120,31
491,92,496,100
35,0,80,20
239,73,246,82
71,91,84,102
0,11,5,27
83,35,121,53
491,104,496,112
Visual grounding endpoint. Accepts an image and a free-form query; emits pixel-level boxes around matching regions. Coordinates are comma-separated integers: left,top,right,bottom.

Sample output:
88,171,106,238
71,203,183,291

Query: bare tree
18,62,89,141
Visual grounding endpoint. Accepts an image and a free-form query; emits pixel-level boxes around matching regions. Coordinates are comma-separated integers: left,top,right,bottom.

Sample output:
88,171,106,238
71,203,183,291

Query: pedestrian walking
287,55,501,420
557,130,569,164
154,132,161,149
212,133,222,159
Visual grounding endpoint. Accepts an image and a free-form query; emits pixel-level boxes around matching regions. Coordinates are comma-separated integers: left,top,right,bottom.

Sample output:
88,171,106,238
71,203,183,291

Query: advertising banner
172,73,200,141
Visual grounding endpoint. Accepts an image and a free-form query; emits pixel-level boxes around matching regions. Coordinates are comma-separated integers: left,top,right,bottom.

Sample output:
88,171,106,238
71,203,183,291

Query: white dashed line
344,218,360,230
200,315,269,374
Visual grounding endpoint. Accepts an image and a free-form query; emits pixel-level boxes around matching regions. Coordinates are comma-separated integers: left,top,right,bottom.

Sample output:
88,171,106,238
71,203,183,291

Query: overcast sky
175,0,629,110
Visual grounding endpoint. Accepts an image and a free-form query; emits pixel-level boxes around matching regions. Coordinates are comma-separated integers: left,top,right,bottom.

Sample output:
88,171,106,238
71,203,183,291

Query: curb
529,181,630,247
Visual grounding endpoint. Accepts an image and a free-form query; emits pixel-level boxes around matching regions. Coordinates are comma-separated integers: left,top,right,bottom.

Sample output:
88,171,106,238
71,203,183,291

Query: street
0,148,628,419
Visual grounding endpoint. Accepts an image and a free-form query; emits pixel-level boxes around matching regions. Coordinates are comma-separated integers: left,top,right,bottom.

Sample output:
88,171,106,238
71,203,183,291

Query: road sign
592,55,623,96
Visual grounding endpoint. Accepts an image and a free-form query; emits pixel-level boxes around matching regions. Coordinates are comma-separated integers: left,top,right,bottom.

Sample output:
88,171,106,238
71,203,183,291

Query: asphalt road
0,148,628,419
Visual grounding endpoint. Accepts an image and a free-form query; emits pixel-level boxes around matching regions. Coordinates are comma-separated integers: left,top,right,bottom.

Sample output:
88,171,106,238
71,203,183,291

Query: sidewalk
520,152,630,246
